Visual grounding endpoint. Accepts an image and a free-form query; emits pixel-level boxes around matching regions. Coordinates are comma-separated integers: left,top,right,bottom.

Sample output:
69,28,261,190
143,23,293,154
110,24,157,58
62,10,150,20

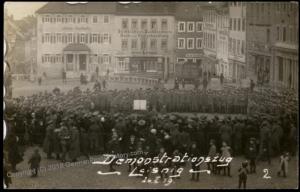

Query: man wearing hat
246,137,257,174
69,126,80,162
88,117,100,155
270,118,283,157
28,148,42,177
207,139,217,174
43,125,54,159
59,122,71,162
219,119,232,147
238,161,249,189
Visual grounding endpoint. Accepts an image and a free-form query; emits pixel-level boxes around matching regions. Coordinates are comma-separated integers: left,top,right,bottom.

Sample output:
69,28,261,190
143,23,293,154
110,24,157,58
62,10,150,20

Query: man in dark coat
4,131,23,172
28,149,42,177
190,142,200,181
80,128,90,159
43,125,54,159
246,138,257,174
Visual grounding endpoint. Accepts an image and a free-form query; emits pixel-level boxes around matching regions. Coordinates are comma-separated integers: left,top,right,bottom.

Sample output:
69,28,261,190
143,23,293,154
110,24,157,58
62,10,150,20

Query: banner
210,78,222,90
133,100,147,110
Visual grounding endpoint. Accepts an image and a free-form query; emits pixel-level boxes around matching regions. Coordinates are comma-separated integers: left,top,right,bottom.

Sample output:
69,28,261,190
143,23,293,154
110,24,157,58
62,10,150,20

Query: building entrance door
79,54,87,71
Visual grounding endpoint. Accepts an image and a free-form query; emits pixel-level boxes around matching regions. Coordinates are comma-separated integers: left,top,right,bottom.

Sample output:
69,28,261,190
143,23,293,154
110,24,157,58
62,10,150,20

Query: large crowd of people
3,83,298,188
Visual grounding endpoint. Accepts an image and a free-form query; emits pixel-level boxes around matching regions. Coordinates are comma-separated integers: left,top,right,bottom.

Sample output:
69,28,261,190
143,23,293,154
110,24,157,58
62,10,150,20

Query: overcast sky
5,2,47,20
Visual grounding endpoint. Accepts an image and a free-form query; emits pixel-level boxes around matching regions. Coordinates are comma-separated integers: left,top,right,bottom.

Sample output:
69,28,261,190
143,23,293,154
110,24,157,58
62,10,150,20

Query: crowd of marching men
3,84,297,188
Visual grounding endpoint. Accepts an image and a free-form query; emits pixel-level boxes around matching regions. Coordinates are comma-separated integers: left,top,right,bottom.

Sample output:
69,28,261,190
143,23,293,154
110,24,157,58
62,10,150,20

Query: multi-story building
246,2,298,89
270,2,298,89
114,2,176,79
216,7,229,78
246,2,274,85
36,2,116,78
228,2,246,82
202,2,228,75
174,2,204,70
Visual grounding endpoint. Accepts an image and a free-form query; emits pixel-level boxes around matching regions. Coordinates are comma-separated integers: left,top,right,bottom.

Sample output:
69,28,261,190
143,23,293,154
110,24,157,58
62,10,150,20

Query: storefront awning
63,43,91,52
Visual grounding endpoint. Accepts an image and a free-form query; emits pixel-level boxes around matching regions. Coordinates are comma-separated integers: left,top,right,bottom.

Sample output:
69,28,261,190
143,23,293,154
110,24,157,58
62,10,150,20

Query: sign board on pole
209,78,222,90
133,100,147,110
241,78,251,88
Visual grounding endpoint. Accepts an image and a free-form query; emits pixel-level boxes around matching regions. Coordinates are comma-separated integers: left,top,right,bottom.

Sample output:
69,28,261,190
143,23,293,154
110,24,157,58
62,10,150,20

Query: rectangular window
229,18,232,30
104,15,109,23
132,19,138,30
103,55,109,64
150,39,157,50
57,33,62,43
187,38,194,49
93,16,98,23
178,38,185,49
151,19,157,30
233,18,236,31
238,18,241,31
80,34,85,43
68,15,72,23
122,39,128,49
57,15,62,23
178,22,185,32
196,22,202,32
103,33,109,43
242,18,245,31
283,27,286,42
241,40,245,55
92,34,98,43
68,33,72,43
161,19,168,31
196,38,202,49
277,26,280,41
187,22,195,32
267,28,270,43
122,19,128,30
278,57,283,81
228,38,231,53
141,40,147,49
232,39,236,55
131,39,137,49
161,39,167,50
141,19,147,30
237,40,240,55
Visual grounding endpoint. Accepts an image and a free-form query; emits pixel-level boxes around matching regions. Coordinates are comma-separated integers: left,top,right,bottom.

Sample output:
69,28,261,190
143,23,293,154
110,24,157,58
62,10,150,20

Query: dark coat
28,152,41,169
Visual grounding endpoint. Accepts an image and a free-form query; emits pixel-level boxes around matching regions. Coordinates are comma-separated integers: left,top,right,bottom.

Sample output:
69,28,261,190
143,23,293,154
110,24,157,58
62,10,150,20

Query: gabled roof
36,2,116,14
115,2,176,16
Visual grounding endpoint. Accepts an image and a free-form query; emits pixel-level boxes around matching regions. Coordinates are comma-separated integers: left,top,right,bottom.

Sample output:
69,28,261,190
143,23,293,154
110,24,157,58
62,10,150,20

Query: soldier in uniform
246,138,257,174
190,142,200,181
43,124,54,159
69,126,80,162
270,119,283,157
88,117,100,155
219,119,232,147
59,122,71,162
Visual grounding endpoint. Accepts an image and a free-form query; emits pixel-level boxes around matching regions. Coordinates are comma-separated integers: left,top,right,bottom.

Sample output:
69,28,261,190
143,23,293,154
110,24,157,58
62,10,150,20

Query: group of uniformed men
3,84,297,187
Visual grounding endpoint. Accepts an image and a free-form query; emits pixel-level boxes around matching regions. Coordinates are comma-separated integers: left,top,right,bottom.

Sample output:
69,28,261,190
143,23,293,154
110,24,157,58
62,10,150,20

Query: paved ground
11,79,154,98
8,146,298,189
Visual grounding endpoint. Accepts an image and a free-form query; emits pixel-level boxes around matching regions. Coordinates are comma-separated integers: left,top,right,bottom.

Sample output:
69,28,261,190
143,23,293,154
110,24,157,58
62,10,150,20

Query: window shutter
109,35,111,44
90,33,92,43
86,34,88,43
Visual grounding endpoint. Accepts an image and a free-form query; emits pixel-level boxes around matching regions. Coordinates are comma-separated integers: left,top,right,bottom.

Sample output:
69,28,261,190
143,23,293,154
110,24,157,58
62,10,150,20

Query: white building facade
228,2,246,82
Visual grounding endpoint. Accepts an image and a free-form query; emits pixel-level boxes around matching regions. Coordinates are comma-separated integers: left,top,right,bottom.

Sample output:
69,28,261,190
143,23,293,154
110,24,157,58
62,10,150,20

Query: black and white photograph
3,1,299,189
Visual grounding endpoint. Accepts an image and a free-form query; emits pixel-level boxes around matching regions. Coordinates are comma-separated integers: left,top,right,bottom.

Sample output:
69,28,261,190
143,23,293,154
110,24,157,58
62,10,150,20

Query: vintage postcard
3,1,298,189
